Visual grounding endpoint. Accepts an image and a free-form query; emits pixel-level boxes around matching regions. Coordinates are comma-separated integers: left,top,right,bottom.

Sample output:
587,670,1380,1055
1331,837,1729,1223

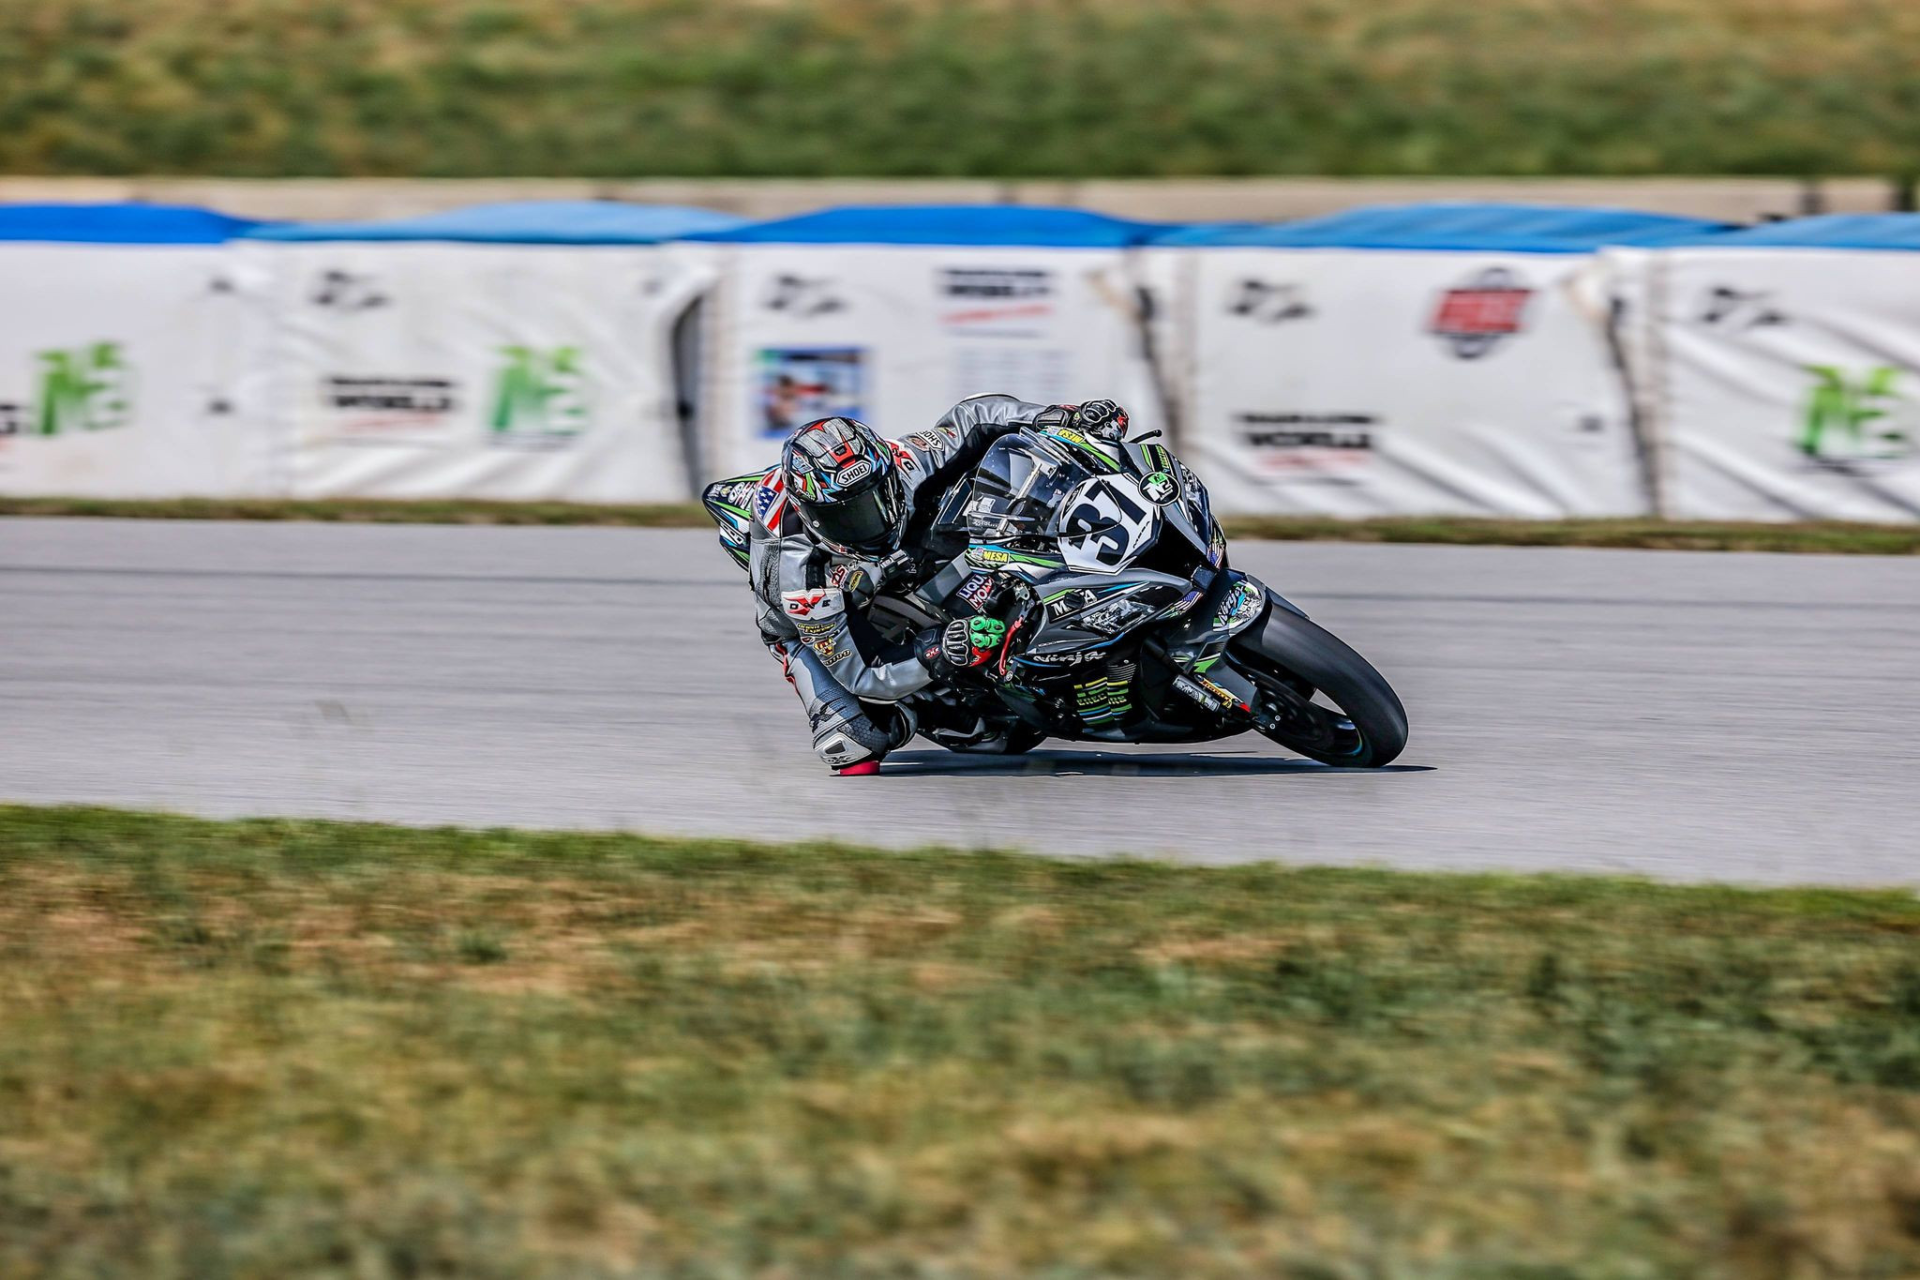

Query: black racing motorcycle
873,423,1408,767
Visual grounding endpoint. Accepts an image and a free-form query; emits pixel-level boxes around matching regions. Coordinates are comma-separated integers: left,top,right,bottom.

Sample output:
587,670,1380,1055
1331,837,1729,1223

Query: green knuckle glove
929,616,1008,670
966,617,1006,651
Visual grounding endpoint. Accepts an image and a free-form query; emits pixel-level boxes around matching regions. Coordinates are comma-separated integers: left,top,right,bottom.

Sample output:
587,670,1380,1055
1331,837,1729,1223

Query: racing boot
806,692,909,774
779,639,910,774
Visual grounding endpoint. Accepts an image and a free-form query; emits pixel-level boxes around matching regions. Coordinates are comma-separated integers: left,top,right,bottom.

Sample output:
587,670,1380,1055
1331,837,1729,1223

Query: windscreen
963,437,1089,542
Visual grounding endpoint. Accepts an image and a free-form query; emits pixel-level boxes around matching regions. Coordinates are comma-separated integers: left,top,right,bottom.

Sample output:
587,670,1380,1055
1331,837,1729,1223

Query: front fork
1152,569,1305,729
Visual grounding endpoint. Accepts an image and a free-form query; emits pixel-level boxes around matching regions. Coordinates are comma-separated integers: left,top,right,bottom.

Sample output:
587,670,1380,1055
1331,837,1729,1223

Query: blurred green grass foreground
5,0,1920,177
8,806,1920,1276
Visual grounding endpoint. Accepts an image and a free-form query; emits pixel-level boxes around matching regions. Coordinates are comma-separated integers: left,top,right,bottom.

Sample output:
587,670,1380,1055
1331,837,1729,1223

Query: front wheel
1231,607,1408,768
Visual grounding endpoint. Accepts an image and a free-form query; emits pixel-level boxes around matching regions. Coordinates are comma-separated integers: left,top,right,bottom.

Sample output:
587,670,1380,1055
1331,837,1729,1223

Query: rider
703,395,1131,774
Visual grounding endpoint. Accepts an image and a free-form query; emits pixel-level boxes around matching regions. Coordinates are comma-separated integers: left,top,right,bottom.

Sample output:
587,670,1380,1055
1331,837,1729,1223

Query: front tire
1232,607,1408,767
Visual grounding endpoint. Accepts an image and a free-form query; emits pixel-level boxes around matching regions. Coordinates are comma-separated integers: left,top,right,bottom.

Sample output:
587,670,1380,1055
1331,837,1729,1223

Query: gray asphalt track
3,517,1916,884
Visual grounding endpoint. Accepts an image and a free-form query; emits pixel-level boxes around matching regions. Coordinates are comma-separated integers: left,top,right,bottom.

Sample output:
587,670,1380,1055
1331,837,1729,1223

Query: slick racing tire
1232,607,1407,768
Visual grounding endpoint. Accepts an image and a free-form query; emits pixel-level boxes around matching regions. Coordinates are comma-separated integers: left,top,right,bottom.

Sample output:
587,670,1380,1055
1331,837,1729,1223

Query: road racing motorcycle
718,422,1409,768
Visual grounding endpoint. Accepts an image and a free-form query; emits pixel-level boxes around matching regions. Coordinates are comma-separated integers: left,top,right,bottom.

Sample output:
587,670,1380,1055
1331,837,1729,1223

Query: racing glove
840,550,916,613
917,616,1007,673
1036,399,1130,442
839,564,880,613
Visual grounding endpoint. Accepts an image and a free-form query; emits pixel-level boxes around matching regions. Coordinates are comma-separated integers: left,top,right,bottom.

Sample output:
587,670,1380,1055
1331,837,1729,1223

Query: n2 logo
1058,477,1159,573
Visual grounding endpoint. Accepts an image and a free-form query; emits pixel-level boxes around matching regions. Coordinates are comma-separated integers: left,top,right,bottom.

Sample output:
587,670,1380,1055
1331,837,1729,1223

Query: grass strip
5,803,1920,1276
5,0,1920,178
6,494,1919,554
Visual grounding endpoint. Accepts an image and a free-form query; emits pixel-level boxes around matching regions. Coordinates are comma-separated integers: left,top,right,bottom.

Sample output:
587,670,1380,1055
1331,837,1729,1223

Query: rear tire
1232,608,1408,767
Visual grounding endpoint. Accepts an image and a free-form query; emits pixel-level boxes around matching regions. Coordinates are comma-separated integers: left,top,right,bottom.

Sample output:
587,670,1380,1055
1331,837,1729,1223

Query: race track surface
3,518,1916,885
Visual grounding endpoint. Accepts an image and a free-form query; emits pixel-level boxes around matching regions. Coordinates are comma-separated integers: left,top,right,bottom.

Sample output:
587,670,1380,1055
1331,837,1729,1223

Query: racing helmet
781,416,907,557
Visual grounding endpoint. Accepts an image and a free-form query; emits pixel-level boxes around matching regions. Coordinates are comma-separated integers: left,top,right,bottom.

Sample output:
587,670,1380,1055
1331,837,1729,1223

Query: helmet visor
808,470,904,554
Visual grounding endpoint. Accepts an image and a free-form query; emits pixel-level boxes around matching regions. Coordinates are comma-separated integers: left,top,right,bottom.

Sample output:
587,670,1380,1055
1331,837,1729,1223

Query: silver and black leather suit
702,393,1051,768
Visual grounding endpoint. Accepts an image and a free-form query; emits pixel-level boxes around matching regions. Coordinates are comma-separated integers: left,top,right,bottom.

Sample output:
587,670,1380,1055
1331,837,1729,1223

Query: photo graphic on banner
757,347,865,437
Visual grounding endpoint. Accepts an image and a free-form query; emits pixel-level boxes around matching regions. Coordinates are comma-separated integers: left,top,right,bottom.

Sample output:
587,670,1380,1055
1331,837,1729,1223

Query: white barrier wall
0,246,269,497
249,243,708,503
1606,246,1920,521
689,242,1162,479
1162,247,1651,517
14,204,1920,524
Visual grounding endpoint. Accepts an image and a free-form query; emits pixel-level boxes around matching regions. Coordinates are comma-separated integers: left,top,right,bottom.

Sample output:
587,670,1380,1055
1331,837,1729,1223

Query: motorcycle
865,422,1409,767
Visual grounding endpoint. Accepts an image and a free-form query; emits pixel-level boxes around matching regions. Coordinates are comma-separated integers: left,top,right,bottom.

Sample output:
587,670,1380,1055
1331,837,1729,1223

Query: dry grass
7,805,1920,1276
8,495,1920,554
2,0,1918,176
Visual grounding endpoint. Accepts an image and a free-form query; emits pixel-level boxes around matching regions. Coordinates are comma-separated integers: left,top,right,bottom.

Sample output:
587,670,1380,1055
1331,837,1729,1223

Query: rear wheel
1231,607,1407,767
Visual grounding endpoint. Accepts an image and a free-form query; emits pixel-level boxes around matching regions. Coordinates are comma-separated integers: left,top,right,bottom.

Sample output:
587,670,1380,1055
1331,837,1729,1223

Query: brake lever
1127,429,1164,443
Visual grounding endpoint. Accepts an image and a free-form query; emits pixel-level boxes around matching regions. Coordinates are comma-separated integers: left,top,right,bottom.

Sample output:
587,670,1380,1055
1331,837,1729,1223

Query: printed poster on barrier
0,245,266,498
253,242,700,503
694,241,1160,479
756,347,864,438
1605,246,1920,520
1172,248,1649,517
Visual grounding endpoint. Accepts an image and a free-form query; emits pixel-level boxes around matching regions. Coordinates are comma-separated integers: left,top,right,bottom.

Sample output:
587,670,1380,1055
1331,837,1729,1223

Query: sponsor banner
0,246,269,497
1604,247,1920,520
249,242,704,502
1164,247,1649,517
687,243,1162,479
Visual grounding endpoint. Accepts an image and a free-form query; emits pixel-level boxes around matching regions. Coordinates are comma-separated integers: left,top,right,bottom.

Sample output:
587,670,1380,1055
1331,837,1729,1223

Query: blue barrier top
1648,213,1920,251
0,203,259,244
245,201,745,245
1153,203,1734,253
680,204,1170,247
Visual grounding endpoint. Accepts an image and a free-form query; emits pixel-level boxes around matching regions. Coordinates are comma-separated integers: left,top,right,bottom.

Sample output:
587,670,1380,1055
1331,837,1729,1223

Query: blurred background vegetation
2,0,1918,178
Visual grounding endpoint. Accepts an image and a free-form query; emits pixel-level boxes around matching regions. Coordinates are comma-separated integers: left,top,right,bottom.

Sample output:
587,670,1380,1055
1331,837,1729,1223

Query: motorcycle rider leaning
702,394,1131,774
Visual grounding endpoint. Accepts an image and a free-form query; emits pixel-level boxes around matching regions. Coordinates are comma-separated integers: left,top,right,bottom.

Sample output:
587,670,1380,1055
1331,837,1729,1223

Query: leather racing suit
702,393,1051,769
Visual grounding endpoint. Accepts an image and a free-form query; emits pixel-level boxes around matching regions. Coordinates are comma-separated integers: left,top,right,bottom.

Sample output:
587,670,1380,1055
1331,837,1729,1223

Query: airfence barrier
2,199,1918,521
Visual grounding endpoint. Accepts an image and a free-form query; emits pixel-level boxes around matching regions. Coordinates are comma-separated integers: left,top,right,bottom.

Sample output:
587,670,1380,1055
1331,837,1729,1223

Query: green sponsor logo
1800,365,1912,463
489,345,587,439
0,343,133,437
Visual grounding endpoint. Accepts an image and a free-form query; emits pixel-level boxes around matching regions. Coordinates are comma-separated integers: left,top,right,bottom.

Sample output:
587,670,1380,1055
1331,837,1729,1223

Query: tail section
700,470,770,572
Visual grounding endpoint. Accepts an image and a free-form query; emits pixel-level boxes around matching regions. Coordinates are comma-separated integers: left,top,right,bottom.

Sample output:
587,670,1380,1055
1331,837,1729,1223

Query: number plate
1056,476,1160,574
